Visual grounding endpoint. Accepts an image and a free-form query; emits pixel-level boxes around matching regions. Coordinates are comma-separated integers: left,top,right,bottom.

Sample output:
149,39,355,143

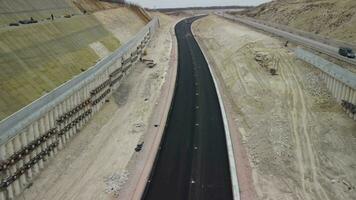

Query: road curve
142,16,233,200
218,13,356,67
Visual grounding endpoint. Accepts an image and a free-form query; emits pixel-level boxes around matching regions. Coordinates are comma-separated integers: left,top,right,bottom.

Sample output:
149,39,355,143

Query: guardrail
0,16,159,199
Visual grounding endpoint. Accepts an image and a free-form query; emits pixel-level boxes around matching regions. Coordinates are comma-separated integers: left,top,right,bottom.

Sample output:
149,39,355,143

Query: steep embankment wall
0,16,158,199
238,0,356,43
0,15,120,120
0,1,147,120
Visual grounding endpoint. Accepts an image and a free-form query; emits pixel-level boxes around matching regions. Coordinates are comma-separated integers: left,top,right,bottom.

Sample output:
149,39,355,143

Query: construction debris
254,50,278,75
135,142,144,152
142,58,157,68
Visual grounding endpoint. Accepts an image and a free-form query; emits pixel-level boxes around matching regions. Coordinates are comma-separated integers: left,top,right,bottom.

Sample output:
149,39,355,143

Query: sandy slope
237,0,356,43
94,7,146,44
193,15,356,200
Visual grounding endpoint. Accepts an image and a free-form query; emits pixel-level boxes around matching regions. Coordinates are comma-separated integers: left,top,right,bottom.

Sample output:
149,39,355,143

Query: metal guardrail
295,48,356,90
0,17,159,145
217,13,356,66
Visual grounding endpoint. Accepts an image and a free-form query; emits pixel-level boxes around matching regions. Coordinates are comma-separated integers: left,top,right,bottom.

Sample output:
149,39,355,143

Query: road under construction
143,16,233,200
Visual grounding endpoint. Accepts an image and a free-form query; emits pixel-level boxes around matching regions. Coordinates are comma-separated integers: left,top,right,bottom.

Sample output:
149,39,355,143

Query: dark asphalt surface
143,16,233,200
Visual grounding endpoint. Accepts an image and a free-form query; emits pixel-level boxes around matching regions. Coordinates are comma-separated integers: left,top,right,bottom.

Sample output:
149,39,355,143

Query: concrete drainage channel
0,17,159,199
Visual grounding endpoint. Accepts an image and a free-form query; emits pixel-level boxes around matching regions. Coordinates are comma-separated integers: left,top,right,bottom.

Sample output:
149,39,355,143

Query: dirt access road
193,15,356,200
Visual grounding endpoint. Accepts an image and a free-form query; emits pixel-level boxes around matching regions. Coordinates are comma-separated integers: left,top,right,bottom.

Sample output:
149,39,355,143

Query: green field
0,14,121,120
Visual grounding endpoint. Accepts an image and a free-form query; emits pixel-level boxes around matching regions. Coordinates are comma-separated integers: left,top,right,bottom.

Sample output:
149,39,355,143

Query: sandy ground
118,12,181,200
16,12,177,200
193,15,356,200
94,7,146,43
237,0,356,43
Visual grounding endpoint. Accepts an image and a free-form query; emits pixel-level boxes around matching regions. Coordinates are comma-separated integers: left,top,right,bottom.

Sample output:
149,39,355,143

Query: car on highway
338,47,355,59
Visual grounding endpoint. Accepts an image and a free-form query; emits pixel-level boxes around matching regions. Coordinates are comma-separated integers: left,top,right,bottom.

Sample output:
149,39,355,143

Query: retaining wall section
295,48,356,120
0,17,159,199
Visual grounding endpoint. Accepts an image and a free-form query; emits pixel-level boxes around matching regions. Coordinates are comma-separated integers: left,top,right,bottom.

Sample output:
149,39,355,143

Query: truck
338,47,355,59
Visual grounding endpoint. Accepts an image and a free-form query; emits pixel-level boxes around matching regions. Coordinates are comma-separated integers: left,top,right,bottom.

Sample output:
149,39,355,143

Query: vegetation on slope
0,15,121,120
237,0,356,43
0,0,151,120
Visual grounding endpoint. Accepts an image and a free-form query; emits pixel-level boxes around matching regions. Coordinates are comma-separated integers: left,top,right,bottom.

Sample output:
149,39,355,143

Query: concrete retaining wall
295,48,356,120
0,17,159,199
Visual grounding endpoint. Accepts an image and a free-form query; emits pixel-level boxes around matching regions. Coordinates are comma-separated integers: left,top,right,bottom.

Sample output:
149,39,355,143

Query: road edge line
191,17,241,200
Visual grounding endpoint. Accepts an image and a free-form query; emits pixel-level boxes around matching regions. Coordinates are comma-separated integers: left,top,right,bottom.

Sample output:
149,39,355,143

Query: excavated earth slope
237,0,356,43
0,1,146,120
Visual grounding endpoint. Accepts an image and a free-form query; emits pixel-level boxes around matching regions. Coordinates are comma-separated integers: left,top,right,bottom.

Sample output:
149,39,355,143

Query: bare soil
94,7,146,44
193,15,356,200
237,0,356,43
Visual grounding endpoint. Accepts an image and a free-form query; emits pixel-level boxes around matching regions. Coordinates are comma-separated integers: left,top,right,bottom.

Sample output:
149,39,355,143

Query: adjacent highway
143,16,233,200
218,13,356,66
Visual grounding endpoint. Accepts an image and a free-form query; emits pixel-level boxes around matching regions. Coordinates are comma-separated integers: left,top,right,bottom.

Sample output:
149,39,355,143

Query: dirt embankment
94,7,146,43
0,0,147,120
236,0,356,43
193,15,356,200
71,0,120,13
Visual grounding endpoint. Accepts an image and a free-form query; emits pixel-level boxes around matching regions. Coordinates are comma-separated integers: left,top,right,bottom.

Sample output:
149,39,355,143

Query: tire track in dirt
279,60,308,199
279,52,330,200
285,56,330,200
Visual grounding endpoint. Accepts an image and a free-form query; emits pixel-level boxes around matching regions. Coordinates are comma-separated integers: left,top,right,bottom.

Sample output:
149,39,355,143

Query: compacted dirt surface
193,15,356,200
16,12,177,200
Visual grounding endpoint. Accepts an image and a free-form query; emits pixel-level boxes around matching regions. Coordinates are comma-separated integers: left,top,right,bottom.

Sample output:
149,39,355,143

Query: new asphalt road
143,16,233,200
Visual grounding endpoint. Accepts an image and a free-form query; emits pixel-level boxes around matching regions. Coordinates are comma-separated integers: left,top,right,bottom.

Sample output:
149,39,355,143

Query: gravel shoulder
192,15,356,200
